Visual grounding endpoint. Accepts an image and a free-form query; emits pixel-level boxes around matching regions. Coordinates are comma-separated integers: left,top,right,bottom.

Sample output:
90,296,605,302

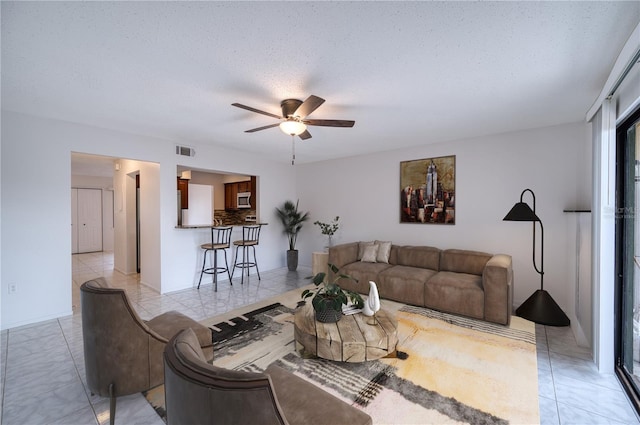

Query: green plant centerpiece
314,216,339,249
302,263,364,323
275,200,309,271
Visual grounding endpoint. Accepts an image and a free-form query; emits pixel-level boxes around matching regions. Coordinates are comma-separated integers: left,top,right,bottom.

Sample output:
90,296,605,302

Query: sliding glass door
615,107,640,411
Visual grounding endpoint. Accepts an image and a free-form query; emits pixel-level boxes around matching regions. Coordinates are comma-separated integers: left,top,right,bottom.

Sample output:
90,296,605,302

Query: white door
71,189,79,254
74,188,103,253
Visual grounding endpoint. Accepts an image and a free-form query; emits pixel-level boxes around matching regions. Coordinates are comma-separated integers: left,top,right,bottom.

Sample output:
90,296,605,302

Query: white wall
113,163,139,276
2,113,74,328
1,111,296,330
296,122,591,319
139,161,161,290
0,110,591,333
111,159,162,292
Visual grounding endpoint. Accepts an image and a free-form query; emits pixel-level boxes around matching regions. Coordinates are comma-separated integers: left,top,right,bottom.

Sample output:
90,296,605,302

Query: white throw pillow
358,241,375,260
375,241,392,263
361,244,379,263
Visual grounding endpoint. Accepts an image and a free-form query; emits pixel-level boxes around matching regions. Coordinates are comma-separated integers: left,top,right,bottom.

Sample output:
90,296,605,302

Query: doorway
70,153,163,300
615,106,640,413
71,188,103,253
71,153,116,253
136,173,141,273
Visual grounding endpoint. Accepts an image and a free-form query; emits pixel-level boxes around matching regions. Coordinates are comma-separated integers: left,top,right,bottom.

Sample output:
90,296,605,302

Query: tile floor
0,251,638,424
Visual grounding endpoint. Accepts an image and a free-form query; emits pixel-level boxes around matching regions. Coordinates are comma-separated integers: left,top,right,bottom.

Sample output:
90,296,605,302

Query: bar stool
198,226,233,291
231,225,262,284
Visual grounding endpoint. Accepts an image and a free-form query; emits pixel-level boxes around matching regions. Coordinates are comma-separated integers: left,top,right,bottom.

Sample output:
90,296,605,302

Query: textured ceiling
2,1,639,165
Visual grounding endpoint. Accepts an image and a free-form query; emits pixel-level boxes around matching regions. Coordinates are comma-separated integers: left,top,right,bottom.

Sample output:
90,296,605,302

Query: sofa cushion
174,327,208,362
329,242,359,269
173,329,265,382
396,246,440,270
357,241,376,260
146,310,213,351
483,254,513,325
440,249,492,276
378,265,437,305
360,241,393,263
375,240,392,263
341,262,393,294
388,244,399,265
425,271,484,319
361,244,379,262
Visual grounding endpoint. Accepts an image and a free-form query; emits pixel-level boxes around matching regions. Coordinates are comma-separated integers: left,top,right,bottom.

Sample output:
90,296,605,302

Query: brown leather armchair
81,278,214,425
164,327,372,425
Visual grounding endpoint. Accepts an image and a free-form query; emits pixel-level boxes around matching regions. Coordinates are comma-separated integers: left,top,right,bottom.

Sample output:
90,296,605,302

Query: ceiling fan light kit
279,120,307,136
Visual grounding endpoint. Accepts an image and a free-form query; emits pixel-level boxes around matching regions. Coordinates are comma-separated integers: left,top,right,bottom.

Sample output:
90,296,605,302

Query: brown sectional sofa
328,242,513,325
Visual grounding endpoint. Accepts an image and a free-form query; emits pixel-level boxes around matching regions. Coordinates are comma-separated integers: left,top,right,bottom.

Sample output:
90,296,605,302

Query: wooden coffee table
293,303,398,362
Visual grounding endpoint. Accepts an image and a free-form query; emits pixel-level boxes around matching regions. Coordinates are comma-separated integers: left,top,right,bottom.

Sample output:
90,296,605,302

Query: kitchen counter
175,223,267,229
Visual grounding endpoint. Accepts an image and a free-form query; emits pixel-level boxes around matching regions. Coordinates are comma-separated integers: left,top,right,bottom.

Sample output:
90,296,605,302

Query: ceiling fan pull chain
291,135,295,166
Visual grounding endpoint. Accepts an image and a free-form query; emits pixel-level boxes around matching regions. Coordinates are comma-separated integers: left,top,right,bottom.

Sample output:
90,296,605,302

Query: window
615,106,640,412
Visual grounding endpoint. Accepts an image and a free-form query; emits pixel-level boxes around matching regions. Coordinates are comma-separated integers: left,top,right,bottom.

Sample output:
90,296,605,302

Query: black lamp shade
503,202,540,222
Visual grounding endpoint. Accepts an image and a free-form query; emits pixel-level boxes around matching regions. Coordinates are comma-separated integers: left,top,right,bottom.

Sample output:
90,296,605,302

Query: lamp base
516,289,570,327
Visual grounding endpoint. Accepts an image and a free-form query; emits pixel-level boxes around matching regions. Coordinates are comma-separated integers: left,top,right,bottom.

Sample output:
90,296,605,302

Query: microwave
237,192,251,209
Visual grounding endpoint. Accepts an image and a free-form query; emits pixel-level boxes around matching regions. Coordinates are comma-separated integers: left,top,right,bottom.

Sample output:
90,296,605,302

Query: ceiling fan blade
232,103,282,119
294,95,325,118
298,130,312,140
245,123,280,133
303,119,355,128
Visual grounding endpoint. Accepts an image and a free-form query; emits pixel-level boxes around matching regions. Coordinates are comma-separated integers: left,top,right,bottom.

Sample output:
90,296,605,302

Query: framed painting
400,155,455,224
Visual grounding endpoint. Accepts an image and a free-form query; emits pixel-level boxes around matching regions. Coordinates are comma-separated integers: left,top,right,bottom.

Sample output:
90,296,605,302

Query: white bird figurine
362,281,381,317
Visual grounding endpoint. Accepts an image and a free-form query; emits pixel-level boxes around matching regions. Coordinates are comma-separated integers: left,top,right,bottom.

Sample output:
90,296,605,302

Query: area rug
145,286,539,424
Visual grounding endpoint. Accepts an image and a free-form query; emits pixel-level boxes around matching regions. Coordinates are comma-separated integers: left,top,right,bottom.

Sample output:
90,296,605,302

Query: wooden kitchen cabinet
177,177,189,209
224,179,253,210
225,182,238,210
250,176,256,210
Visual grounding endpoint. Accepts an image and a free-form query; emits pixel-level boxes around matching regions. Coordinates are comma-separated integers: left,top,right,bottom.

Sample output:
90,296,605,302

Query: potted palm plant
276,200,309,271
302,263,364,323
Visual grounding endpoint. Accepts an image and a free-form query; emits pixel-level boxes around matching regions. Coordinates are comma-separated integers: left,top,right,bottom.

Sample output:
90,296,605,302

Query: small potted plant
276,200,309,271
301,263,364,323
314,216,340,249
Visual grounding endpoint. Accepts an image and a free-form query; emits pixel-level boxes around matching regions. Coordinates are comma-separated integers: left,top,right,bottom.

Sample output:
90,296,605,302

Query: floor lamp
503,189,570,326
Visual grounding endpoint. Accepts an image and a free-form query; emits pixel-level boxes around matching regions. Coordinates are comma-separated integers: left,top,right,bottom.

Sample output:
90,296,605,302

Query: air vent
175,145,195,157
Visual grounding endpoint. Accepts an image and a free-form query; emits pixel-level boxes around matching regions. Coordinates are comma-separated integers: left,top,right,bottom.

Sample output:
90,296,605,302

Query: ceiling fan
231,95,355,140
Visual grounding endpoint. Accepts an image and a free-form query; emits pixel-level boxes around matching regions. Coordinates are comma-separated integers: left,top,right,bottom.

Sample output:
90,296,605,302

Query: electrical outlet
8,284,17,294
